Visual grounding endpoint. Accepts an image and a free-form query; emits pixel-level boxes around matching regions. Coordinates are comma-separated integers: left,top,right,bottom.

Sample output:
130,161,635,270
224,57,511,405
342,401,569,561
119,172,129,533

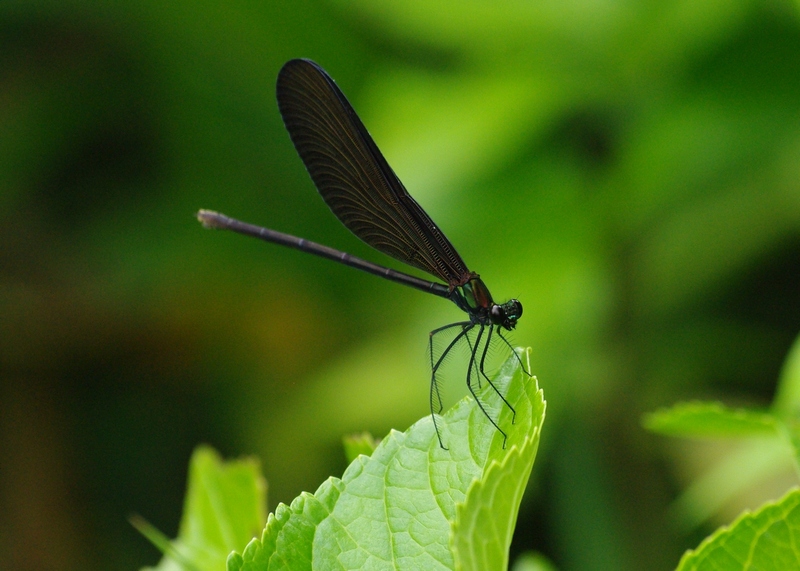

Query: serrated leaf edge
228,354,536,571
451,385,546,571
676,486,800,570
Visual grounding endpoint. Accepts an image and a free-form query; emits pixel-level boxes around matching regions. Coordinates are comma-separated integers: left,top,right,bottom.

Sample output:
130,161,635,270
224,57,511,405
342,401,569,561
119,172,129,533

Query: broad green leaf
342,432,378,463
228,351,544,571
676,487,800,571
140,446,266,571
642,401,779,438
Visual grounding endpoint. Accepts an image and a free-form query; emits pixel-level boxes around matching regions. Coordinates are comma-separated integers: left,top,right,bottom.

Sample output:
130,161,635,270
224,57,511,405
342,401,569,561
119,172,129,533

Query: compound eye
512,300,523,319
502,299,522,330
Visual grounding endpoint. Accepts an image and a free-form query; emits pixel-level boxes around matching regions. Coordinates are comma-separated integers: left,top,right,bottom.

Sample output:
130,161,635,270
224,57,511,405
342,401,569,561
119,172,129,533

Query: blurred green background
2,1,800,570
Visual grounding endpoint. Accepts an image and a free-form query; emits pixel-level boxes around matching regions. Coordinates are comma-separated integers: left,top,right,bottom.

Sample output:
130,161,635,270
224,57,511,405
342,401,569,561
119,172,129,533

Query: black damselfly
198,59,528,448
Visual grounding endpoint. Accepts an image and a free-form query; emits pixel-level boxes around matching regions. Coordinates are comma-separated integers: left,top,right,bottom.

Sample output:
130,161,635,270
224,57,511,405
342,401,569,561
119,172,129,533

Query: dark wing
276,58,471,285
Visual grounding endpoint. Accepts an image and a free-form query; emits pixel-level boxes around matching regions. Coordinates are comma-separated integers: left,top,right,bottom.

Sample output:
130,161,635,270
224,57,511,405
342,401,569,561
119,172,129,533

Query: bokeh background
3,1,800,570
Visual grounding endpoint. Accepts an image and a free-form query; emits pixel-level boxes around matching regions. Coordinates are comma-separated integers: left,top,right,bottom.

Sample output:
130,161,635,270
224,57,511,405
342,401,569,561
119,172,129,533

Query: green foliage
642,350,800,532
644,334,800,557
230,353,543,571
4,1,800,570
643,332,800,456
450,388,543,571
676,487,800,571
643,402,779,438
138,447,267,571
141,354,543,571
341,432,378,463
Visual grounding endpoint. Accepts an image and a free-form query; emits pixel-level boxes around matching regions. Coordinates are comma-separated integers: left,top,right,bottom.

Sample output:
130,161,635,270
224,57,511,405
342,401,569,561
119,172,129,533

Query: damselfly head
491,299,523,330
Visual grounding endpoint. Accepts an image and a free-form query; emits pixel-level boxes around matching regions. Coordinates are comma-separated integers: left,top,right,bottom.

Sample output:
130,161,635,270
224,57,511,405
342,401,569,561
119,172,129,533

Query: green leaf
451,367,546,571
342,432,378,463
643,402,795,531
229,351,545,571
643,340,800,529
139,446,267,571
642,401,779,438
676,487,800,570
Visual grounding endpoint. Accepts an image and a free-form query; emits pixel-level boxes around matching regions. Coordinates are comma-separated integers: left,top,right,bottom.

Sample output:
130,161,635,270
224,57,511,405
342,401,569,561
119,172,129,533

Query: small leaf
230,350,544,571
342,432,378,463
642,401,779,438
140,446,267,571
676,487,800,570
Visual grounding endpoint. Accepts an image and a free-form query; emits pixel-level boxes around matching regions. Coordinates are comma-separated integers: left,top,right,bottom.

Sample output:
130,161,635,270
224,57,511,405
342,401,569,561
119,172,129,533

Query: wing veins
276,59,472,284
